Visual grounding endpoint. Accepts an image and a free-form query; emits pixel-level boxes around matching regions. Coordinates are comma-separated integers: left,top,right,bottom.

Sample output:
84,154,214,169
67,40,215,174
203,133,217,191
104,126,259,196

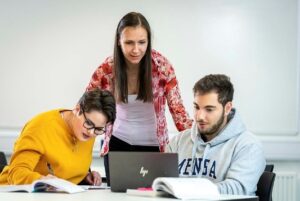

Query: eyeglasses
82,109,106,136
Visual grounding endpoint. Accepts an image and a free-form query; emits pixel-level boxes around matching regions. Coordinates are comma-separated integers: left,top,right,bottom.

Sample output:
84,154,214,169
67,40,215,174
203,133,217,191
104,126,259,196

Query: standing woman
86,12,192,183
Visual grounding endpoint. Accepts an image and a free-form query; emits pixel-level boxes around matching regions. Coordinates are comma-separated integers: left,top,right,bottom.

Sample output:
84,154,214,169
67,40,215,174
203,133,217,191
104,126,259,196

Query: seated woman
0,89,116,185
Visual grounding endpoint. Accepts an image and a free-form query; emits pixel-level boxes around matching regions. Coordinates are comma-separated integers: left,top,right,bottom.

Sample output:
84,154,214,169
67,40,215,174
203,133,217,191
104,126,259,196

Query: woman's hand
84,170,102,186
40,174,56,179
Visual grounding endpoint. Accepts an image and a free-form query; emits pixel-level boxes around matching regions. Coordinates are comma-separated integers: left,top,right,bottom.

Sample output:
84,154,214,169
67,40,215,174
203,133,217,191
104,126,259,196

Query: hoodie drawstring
190,135,199,176
190,135,211,177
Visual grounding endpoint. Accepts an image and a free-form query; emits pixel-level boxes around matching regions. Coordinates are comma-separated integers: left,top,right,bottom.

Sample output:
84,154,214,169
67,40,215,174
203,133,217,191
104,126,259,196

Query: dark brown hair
193,74,234,106
78,89,116,124
113,12,153,103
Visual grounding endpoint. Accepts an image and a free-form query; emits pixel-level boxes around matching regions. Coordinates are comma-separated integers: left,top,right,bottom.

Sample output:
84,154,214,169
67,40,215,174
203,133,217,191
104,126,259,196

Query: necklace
61,111,78,152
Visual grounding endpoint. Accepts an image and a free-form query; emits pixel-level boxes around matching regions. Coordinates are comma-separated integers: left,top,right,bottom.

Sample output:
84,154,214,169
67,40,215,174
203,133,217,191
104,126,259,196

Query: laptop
108,152,178,192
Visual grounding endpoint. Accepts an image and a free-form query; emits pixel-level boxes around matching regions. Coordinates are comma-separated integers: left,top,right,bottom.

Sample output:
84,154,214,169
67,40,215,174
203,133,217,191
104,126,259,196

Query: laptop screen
108,152,179,192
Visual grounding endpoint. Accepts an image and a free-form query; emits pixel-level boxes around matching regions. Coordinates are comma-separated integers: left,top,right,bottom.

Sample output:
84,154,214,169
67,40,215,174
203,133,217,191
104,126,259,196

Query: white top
112,95,158,146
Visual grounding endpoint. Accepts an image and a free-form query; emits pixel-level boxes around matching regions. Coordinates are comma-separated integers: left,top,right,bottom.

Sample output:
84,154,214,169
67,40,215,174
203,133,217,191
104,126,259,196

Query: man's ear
224,102,233,115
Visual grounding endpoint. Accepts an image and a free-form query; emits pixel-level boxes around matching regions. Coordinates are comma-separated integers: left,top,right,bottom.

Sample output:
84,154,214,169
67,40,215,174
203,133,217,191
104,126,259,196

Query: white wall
0,0,300,199
0,0,299,136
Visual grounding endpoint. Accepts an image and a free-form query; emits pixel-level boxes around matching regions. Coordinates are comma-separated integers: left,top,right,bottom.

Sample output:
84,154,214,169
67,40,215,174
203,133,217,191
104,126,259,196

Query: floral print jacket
86,49,193,155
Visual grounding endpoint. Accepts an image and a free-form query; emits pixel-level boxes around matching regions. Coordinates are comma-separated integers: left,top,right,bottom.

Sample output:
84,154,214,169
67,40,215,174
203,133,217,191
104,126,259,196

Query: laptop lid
108,152,178,192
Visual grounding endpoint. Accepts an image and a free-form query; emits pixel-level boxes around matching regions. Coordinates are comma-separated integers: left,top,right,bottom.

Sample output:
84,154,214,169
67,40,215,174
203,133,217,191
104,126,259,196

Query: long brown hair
113,12,153,103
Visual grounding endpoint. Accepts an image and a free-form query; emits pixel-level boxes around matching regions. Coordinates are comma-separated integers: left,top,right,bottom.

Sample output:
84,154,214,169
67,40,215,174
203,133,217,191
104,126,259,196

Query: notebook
108,152,178,192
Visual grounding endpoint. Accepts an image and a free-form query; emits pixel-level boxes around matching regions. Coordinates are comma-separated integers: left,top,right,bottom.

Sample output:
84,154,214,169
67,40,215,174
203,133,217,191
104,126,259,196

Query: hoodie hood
191,108,246,147
166,108,266,195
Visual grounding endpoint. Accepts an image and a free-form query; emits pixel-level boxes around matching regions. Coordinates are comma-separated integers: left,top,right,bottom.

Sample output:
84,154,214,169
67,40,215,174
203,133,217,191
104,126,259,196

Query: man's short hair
193,74,234,106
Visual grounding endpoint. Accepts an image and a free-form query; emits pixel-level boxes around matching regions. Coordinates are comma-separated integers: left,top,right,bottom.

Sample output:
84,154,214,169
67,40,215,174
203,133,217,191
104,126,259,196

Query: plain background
0,0,298,136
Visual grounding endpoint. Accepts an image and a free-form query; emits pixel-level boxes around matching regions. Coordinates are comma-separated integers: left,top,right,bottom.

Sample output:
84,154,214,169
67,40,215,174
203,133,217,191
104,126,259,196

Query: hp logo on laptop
139,166,148,177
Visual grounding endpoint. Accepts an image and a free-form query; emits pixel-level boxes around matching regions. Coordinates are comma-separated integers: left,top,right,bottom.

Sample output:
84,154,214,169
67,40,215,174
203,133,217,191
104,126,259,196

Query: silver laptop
108,152,178,192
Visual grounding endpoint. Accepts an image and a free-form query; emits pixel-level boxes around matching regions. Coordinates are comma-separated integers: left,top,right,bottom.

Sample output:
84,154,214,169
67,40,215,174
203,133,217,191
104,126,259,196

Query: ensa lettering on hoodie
179,158,216,179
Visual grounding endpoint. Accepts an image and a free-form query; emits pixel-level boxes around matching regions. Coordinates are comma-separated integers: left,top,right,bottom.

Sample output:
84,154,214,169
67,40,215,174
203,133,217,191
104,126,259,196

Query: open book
0,178,85,193
127,177,258,200
147,177,258,200
152,177,220,200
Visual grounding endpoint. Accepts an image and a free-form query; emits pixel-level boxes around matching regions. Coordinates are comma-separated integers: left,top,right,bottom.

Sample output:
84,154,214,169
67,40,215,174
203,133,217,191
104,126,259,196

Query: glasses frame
81,108,106,136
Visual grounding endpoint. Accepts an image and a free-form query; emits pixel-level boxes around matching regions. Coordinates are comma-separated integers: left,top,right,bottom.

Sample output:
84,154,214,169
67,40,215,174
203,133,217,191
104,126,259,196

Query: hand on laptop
84,170,102,186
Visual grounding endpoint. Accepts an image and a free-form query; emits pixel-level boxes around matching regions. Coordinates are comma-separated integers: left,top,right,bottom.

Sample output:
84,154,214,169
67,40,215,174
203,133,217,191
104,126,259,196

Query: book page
32,178,85,193
153,177,220,200
0,184,33,192
0,178,85,193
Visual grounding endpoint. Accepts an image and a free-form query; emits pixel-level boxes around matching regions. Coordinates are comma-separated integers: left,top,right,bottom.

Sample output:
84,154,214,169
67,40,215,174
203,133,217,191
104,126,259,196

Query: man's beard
198,109,225,136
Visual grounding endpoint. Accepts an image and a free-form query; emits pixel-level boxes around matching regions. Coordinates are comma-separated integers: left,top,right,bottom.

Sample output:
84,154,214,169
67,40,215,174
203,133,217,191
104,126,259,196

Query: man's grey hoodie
166,109,266,195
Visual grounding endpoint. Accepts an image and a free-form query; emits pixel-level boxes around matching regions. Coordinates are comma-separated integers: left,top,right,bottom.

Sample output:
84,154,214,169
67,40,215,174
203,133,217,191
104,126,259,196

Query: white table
2,190,162,201
0,189,258,201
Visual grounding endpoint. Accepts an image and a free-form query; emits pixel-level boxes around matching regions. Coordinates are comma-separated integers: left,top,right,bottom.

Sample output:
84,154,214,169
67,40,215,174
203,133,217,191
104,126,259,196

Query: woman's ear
224,102,233,116
74,104,81,116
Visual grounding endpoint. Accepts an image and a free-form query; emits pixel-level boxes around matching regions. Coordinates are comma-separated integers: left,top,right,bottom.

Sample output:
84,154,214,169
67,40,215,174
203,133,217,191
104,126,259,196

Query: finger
91,171,101,186
85,174,93,185
91,172,97,185
41,174,56,179
93,177,101,186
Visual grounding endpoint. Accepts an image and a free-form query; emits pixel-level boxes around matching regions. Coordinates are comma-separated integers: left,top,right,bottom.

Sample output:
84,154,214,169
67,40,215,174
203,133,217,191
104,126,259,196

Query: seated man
166,74,265,195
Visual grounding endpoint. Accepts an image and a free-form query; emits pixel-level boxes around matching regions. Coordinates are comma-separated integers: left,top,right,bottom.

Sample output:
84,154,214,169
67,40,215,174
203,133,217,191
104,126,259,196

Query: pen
89,169,96,186
47,163,54,175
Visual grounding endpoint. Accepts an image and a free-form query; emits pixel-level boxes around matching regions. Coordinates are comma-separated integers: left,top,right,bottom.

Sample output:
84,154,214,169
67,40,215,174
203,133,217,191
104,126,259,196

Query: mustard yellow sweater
0,109,95,185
